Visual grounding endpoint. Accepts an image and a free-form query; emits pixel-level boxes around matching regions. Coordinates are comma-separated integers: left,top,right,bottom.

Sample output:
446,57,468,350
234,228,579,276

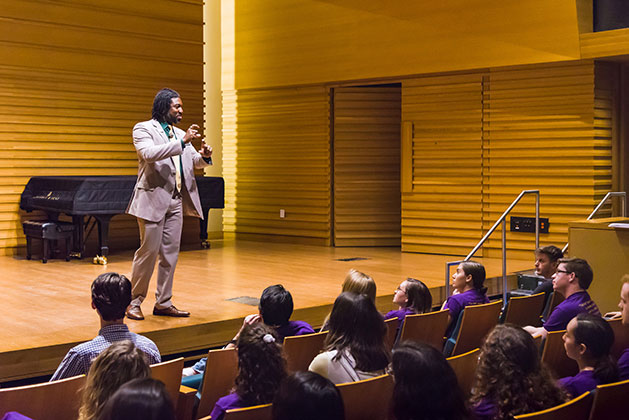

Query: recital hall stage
0,239,532,383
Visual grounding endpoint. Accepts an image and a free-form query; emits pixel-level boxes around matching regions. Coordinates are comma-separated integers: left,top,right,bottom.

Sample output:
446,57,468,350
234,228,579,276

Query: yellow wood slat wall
0,0,203,255
333,86,401,247
401,75,484,255
482,61,610,258
229,0,581,90
221,86,331,243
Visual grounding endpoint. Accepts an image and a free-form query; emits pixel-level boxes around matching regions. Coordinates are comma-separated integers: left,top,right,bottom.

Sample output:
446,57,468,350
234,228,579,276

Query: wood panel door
333,85,401,246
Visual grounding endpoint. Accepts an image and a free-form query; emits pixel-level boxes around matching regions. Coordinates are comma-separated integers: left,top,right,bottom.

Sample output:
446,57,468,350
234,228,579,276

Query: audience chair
513,391,593,419
400,309,450,350
502,292,545,327
337,374,394,420
607,317,629,360
444,300,502,357
224,403,273,420
384,317,398,352
588,378,629,420
446,347,480,397
151,357,184,409
284,331,328,373
196,347,238,419
541,291,564,323
540,329,578,378
0,374,86,420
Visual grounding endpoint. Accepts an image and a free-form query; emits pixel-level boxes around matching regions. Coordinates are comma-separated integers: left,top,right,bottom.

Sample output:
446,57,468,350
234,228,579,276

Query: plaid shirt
50,323,161,381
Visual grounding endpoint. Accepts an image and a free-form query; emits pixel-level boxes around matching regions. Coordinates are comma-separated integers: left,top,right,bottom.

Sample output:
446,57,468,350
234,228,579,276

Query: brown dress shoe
126,306,144,320
153,305,190,317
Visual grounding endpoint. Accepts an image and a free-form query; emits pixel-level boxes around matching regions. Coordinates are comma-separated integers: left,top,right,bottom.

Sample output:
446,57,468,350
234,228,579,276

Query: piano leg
93,215,114,265
200,207,210,249
70,215,84,259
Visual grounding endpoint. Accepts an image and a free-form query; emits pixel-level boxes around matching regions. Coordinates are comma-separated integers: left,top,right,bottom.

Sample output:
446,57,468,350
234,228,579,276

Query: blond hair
78,340,151,420
341,269,376,303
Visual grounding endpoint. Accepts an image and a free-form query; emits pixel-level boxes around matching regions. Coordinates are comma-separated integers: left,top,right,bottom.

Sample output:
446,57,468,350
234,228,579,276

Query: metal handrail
445,190,540,303
562,191,627,253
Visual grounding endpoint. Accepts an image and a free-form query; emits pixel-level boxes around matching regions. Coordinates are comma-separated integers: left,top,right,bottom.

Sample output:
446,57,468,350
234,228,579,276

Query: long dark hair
404,278,432,314
97,378,175,420
272,371,344,420
460,261,487,294
471,325,567,420
235,323,287,405
151,88,179,122
324,292,389,372
392,341,469,420
573,313,618,384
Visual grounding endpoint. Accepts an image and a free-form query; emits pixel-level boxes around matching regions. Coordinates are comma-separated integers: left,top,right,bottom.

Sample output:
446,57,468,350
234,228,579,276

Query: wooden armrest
177,385,198,420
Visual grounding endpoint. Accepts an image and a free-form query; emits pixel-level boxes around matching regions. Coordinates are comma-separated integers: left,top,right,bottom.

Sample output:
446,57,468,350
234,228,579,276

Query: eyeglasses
556,269,572,275
395,287,407,294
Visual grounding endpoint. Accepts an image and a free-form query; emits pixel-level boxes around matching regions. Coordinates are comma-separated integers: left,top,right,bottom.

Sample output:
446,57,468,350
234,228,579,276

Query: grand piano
20,176,224,263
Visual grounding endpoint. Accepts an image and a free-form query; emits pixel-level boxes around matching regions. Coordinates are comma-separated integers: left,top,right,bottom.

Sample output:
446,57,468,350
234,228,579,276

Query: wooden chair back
446,347,479,397
503,293,545,327
400,309,450,350
513,391,593,419
588,378,629,420
224,403,273,420
541,330,578,378
197,347,238,419
451,300,502,356
337,374,394,420
283,331,328,373
150,357,184,409
542,291,564,321
607,317,629,359
0,374,86,420
384,317,398,352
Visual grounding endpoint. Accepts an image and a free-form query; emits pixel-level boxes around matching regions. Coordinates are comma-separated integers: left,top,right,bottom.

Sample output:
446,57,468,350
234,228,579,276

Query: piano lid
20,176,224,215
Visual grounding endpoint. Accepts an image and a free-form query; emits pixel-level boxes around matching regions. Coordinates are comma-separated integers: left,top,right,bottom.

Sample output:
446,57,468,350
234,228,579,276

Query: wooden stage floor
0,239,533,382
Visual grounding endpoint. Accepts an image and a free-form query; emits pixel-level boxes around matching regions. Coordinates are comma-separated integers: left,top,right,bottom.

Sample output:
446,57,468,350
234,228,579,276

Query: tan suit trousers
130,194,183,310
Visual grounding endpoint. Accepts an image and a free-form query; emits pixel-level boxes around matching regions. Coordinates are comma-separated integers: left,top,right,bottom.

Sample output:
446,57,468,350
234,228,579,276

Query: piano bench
22,221,75,264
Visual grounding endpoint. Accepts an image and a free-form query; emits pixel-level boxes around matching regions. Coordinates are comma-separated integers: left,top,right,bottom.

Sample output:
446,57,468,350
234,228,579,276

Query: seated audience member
79,340,151,420
443,261,489,336
272,371,344,420
183,284,313,381
391,341,469,420
210,323,287,420
385,278,432,339
531,245,564,297
559,313,618,397
309,292,388,384
617,275,629,380
97,378,175,420
524,258,600,339
471,325,566,420
51,272,160,381
320,269,376,331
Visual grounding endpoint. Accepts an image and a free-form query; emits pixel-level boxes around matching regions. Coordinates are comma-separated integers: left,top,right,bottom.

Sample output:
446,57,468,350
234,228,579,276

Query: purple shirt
559,370,599,397
276,320,315,341
385,307,416,322
618,348,629,381
473,398,498,420
443,289,489,336
210,392,248,420
543,291,600,332
1,413,33,420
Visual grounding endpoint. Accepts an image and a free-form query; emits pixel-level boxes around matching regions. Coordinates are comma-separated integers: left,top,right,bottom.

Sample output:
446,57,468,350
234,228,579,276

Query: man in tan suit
125,88,212,320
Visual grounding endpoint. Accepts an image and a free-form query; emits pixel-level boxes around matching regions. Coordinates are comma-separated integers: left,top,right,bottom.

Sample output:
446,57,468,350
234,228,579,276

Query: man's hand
200,140,213,158
604,311,622,319
182,124,201,144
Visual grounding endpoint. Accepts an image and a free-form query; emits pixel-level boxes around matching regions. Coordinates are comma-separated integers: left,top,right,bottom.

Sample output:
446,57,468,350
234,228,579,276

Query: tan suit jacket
126,119,210,222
